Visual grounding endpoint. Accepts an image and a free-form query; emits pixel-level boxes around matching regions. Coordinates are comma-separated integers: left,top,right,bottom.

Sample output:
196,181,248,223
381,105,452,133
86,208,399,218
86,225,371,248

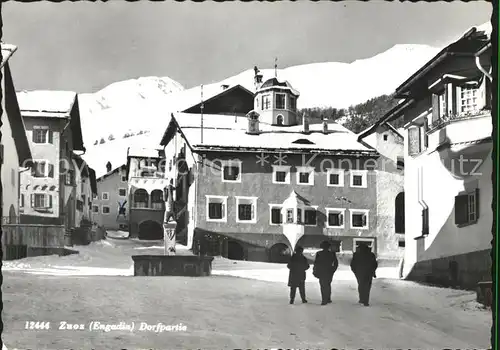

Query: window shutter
32,130,36,142
408,127,419,155
362,214,367,227
475,188,480,219
423,119,429,149
31,194,35,208
47,195,53,208
251,203,255,220
48,131,53,143
339,213,344,226
221,202,225,218
20,194,24,207
31,163,36,176
454,194,468,225
48,164,54,178
432,94,440,122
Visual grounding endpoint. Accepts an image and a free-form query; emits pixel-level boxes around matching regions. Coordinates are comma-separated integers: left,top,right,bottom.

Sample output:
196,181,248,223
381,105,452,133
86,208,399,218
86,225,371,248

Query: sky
2,1,492,94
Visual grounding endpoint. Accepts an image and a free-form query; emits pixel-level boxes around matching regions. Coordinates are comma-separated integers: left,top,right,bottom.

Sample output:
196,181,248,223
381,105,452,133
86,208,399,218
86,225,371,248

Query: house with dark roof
374,25,492,288
157,75,406,263
0,43,33,225
17,89,86,231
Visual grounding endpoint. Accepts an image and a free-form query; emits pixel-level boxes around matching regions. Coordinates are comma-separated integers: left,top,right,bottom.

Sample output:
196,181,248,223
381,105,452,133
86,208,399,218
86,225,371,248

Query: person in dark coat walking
313,241,339,305
287,246,309,304
350,244,378,306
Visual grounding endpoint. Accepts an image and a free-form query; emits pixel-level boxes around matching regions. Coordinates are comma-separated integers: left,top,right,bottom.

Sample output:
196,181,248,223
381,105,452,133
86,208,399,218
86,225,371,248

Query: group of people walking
287,241,378,306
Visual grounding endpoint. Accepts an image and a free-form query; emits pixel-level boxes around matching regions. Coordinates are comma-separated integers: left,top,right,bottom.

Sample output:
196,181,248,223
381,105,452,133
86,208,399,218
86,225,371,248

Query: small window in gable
292,139,315,145
383,134,388,141
221,160,241,183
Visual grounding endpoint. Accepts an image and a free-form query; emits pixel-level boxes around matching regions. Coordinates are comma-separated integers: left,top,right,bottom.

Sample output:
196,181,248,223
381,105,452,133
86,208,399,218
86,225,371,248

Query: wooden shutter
475,188,480,219
454,194,468,225
221,202,225,219
32,130,36,142
48,131,53,143
432,94,440,123
31,194,35,208
48,164,54,178
408,127,419,155
48,195,53,208
362,214,367,227
339,213,344,226
250,202,255,220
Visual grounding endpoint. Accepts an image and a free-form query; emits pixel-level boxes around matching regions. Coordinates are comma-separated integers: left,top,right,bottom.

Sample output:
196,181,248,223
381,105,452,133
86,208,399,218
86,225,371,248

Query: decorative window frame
206,195,228,223
349,170,368,188
221,160,242,183
272,165,291,184
296,166,315,186
235,196,258,224
326,208,346,229
303,206,319,227
102,205,111,215
102,192,109,201
32,126,51,144
352,237,375,253
326,169,344,187
349,209,370,230
269,204,283,226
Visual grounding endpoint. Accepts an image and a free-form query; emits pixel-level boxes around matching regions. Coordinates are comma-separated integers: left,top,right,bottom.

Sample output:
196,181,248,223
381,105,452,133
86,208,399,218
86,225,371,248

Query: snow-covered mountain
79,44,444,173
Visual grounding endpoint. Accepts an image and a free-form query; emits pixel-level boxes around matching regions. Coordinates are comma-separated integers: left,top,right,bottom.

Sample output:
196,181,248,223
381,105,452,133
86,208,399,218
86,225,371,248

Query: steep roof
17,90,85,151
1,43,33,167
162,112,377,156
357,121,403,142
181,84,254,113
395,25,491,98
96,164,126,182
258,78,300,96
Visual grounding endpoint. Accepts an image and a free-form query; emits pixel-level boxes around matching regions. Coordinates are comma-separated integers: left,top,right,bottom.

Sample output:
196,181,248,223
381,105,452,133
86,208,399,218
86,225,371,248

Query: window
275,93,286,110
286,208,294,223
383,134,388,141
221,160,241,182
236,196,257,223
119,224,129,230
92,205,99,213
102,206,110,214
269,205,283,225
326,208,345,228
289,96,296,111
31,161,54,178
32,127,53,144
31,193,52,209
65,170,74,185
439,92,447,116
297,208,302,224
118,188,127,197
276,115,284,126
133,190,148,208
397,157,404,170
349,170,367,188
459,85,479,114
102,192,109,200
206,195,227,222
20,194,24,208
350,209,369,229
296,166,314,185
408,126,422,156
262,94,271,110
272,165,290,184
455,189,479,227
121,175,127,182
327,169,344,187
76,200,84,212
353,238,374,253
304,208,317,226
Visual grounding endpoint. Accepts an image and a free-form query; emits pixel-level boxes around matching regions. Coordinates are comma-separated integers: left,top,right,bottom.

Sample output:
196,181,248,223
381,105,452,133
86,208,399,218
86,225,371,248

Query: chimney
302,112,310,134
106,161,112,173
254,66,263,91
322,117,328,134
246,111,260,135
221,84,229,90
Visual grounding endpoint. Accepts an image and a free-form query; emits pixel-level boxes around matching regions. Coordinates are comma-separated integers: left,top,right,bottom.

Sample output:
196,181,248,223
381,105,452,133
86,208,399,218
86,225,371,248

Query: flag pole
200,85,204,144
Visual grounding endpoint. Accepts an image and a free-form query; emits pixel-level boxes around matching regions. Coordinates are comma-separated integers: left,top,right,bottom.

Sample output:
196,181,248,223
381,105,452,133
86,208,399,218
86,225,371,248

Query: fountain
131,182,214,276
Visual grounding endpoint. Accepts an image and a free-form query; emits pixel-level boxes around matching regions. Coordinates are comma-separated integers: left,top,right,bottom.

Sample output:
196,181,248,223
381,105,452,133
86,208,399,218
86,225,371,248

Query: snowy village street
1,238,491,349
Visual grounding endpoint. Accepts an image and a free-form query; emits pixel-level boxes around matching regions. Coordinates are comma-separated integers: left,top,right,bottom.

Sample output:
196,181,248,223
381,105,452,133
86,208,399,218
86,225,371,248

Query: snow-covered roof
17,90,77,115
1,43,17,69
127,147,163,158
171,112,375,155
257,78,300,96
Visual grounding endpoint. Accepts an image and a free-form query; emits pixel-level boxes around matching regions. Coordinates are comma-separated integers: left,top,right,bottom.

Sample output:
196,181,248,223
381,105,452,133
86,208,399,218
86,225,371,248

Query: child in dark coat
287,246,310,304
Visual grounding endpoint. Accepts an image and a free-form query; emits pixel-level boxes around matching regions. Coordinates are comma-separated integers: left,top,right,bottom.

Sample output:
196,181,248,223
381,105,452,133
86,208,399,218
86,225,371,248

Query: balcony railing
429,108,491,131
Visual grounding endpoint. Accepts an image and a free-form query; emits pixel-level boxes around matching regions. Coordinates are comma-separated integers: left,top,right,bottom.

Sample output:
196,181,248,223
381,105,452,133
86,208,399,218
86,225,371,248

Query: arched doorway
138,220,163,240
395,192,405,234
269,243,291,263
227,240,245,260
276,115,284,126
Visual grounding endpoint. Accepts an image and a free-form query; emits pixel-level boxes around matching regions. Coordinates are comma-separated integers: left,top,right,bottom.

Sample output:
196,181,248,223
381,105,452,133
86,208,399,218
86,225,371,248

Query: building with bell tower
253,68,300,127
